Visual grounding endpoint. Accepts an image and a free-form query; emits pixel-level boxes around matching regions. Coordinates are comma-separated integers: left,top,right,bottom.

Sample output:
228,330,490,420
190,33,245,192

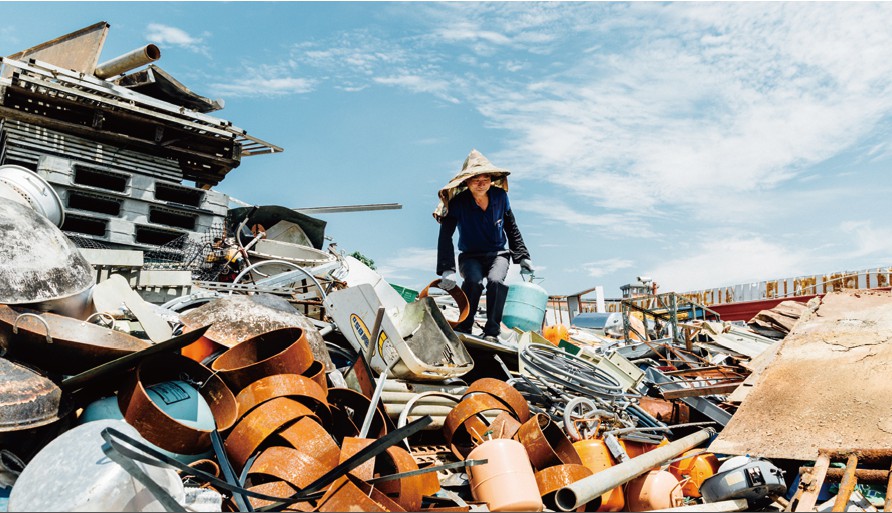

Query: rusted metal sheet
2,21,108,78
246,481,306,512
637,396,689,425
418,279,469,328
515,413,582,470
443,394,511,459
340,437,376,481
535,464,593,512
211,327,314,393
248,445,328,490
117,353,237,455
225,397,318,471
488,411,522,440
315,474,406,512
235,373,330,424
180,294,333,370
278,417,341,472
710,290,892,460
464,378,530,423
376,445,424,512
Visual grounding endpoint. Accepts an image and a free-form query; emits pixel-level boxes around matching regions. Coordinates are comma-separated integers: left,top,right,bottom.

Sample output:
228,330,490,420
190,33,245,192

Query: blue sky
3,2,892,298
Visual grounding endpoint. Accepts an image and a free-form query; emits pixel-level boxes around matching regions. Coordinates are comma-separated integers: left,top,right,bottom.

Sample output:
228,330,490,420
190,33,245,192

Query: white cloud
145,23,208,55
457,2,892,228
376,247,438,284
210,76,314,97
582,258,635,279
511,197,657,239
373,75,460,104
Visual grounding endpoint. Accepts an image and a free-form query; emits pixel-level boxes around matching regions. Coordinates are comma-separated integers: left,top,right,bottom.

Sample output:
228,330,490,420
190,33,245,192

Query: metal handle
86,311,116,328
13,313,52,344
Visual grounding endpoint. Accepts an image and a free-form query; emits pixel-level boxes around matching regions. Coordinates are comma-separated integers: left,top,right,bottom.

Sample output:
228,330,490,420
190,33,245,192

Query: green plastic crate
390,284,419,303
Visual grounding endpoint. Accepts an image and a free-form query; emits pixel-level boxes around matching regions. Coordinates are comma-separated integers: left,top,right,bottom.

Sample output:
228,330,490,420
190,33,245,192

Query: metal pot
0,198,94,318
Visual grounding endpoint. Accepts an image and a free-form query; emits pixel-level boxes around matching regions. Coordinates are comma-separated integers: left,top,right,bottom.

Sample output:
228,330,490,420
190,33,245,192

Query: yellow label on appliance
349,313,389,355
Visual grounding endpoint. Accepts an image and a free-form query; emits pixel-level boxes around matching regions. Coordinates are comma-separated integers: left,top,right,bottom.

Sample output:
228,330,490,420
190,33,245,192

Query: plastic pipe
554,427,715,511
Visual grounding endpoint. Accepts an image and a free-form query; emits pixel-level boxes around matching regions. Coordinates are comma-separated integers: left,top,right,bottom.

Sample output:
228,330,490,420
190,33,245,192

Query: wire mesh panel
142,221,231,281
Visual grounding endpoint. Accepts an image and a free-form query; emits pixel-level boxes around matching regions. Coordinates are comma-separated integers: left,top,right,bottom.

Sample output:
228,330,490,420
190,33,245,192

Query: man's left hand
519,259,534,275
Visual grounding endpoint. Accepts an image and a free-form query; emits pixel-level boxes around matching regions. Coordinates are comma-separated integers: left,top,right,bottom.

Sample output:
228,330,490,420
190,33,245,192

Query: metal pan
0,305,151,375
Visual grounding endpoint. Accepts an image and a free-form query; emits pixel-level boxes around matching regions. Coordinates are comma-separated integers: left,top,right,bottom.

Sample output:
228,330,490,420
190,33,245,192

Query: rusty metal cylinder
94,44,160,79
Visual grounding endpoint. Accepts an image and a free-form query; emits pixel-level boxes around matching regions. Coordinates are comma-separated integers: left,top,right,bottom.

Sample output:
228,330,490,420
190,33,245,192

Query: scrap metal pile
3,21,892,513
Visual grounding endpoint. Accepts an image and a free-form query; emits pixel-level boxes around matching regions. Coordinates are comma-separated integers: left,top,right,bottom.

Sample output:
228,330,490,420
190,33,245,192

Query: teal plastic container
502,281,548,332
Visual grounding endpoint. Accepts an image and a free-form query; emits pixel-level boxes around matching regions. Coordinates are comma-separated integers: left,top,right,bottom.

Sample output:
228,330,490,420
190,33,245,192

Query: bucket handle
86,311,117,328
418,279,470,328
13,313,52,344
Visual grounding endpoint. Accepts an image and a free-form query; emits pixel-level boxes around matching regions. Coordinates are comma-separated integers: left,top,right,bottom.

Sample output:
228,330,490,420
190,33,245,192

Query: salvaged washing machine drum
699,458,786,503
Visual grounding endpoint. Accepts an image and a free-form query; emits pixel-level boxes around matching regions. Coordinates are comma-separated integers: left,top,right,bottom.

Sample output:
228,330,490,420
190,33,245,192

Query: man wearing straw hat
433,149,534,342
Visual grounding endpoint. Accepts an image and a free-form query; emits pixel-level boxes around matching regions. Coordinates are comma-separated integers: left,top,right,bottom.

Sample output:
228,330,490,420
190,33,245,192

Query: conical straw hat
433,149,509,221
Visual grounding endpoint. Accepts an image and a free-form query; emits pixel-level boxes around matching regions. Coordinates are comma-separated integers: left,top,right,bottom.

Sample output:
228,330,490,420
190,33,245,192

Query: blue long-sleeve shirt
437,187,530,275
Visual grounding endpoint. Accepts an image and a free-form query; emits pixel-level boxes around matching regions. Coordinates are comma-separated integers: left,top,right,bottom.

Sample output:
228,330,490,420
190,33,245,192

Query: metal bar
644,367,733,426
803,467,889,483
885,460,892,512
831,454,859,512
659,383,742,399
293,203,403,214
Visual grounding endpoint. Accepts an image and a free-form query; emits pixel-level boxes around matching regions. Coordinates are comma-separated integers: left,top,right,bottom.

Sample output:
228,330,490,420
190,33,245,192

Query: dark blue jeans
454,252,510,337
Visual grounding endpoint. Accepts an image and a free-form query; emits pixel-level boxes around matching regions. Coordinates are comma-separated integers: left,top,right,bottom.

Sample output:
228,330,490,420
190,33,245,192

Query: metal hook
13,313,52,344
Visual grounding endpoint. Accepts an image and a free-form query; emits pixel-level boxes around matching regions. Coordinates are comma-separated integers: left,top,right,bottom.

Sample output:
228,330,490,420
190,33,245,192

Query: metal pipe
94,44,160,79
381,391,463,405
831,454,859,512
554,427,715,511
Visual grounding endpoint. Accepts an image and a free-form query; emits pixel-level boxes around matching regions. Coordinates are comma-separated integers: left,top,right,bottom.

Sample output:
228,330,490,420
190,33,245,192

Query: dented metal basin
0,198,94,316
0,357,71,431
0,305,151,375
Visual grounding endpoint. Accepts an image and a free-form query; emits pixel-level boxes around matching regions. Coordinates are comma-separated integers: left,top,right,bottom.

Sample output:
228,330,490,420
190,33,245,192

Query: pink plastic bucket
467,438,543,512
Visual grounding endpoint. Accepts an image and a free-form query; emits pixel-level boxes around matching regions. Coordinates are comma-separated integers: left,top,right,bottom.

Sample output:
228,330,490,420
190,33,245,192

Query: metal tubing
884,460,892,513
554,427,715,511
805,467,889,484
94,44,160,79
381,391,464,405
358,357,398,438
831,454,859,512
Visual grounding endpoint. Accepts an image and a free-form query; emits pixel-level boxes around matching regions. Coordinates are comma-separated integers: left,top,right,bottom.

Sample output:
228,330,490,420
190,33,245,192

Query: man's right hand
438,271,457,290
